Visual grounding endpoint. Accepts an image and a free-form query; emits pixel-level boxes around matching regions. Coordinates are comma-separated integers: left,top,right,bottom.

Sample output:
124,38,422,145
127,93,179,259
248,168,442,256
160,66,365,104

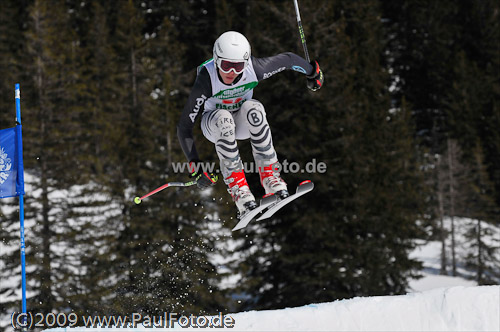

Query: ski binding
257,180,314,221
232,194,278,231
232,180,314,231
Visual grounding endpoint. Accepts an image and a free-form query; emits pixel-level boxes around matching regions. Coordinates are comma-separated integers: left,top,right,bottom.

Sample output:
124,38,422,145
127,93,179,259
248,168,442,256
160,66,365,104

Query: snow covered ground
3,212,498,331
228,286,499,331
43,286,499,331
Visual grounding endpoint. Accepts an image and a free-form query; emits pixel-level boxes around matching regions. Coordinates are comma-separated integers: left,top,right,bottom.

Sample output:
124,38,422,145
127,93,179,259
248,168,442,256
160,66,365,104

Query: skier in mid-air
177,31,323,217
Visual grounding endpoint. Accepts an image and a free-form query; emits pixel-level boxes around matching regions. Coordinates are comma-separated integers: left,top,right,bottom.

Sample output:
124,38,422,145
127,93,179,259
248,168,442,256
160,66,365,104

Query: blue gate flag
0,125,24,198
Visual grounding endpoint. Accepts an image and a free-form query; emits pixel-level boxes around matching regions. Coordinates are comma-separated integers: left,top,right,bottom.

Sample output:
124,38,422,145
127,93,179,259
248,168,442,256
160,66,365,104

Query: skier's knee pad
215,110,236,139
240,100,268,129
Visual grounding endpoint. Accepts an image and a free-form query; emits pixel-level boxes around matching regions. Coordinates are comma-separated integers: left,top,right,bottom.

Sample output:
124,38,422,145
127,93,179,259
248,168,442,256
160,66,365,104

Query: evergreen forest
0,0,498,330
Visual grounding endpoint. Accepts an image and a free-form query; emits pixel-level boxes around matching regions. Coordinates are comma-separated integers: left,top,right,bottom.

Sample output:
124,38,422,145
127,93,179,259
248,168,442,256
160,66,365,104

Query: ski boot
224,169,257,218
259,161,289,199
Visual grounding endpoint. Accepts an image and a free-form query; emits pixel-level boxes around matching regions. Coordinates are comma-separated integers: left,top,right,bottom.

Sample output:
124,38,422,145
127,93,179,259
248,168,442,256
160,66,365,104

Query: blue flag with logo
0,125,24,198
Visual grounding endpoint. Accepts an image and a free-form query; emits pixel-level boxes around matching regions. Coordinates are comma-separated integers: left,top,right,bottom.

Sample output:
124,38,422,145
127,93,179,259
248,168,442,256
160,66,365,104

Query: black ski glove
306,60,324,91
189,161,218,190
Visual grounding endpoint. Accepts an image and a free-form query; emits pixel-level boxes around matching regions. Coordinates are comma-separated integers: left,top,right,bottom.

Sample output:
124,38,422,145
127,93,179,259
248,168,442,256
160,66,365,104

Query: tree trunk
447,138,457,276
436,156,447,275
477,219,483,284
33,1,53,313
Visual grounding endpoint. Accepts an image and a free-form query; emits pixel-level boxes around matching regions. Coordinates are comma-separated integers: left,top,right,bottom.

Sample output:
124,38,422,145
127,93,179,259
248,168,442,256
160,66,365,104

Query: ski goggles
217,59,247,74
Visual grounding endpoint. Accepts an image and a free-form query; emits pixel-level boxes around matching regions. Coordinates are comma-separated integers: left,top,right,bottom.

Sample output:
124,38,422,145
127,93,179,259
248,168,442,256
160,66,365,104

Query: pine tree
0,2,27,329
0,0,95,321
462,144,499,284
435,139,471,276
81,0,228,315
24,0,91,316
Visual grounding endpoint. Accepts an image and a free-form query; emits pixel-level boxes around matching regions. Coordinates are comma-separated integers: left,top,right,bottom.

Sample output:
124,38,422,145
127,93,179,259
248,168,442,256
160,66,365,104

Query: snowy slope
4,199,499,331
210,286,499,331
43,285,499,331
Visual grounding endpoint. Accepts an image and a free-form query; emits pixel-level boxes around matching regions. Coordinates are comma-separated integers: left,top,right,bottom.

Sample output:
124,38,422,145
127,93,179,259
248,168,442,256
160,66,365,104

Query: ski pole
293,0,310,63
134,180,197,204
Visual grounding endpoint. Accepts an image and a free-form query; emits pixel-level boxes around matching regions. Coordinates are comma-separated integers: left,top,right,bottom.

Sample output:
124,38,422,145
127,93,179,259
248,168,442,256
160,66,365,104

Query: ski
232,180,314,231
232,194,278,231
256,180,314,221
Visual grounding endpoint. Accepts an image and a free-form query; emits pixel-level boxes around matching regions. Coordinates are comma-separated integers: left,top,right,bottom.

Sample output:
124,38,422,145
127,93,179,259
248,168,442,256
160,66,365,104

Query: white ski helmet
213,31,251,74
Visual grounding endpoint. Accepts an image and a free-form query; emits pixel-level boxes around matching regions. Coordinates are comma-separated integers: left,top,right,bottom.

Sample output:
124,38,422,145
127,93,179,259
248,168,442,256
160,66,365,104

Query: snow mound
44,285,499,331
409,272,476,292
